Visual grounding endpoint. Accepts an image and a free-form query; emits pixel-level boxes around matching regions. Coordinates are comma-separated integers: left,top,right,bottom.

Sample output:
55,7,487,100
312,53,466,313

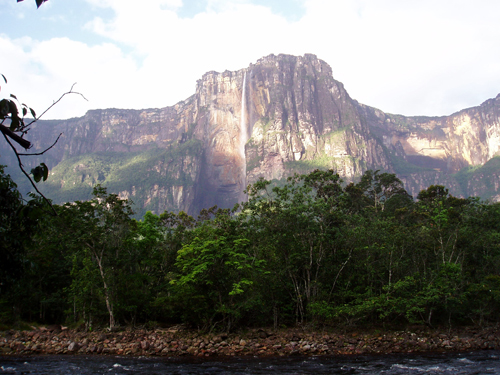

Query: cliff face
2,54,500,216
357,94,500,198
243,54,391,182
7,104,202,214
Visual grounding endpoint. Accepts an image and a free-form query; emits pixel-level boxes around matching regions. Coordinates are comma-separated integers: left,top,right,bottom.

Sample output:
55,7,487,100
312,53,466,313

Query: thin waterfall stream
240,71,247,200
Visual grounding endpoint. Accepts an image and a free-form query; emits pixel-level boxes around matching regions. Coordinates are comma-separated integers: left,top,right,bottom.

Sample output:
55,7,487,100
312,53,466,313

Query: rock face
2,54,500,216
244,54,391,182
357,96,500,198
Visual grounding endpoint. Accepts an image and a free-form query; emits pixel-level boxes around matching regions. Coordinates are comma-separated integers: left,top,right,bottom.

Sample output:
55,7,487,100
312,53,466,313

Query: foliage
172,224,266,331
2,168,500,331
0,165,27,316
1,75,86,213
453,157,500,199
0,75,45,192
29,140,203,218
55,186,135,330
0,166,50,323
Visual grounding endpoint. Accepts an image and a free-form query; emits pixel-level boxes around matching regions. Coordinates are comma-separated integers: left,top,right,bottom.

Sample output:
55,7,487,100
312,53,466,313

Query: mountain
2,53,500,216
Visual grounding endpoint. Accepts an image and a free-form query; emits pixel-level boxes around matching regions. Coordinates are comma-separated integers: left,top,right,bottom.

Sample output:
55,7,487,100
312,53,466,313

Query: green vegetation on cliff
454,156,500,200
30,139,203,217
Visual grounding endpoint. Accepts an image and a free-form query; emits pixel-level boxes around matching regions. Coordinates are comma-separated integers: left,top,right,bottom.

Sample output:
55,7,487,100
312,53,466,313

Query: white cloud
297,0,500,115
0,35,139,119
80,1,297,114
1,0,500,119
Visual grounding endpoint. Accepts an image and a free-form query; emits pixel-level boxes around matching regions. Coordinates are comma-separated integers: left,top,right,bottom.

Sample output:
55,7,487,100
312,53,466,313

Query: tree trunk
94,249,115,329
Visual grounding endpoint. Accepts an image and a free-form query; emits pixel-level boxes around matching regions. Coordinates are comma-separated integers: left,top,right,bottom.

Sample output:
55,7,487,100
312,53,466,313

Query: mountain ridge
1,53,499,216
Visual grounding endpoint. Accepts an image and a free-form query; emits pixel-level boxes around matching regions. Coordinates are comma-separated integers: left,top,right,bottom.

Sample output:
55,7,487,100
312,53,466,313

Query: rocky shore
1,326,499,357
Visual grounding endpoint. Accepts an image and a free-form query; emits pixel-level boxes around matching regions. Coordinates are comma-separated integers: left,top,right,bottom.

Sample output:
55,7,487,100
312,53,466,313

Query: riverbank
1,325,499,357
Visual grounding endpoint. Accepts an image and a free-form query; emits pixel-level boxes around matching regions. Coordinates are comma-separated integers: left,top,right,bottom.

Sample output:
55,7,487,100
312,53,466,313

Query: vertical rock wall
2,54,500,215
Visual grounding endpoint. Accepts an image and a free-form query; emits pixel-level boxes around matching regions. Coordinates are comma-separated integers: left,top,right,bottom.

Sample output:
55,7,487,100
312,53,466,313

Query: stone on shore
1,326,499,357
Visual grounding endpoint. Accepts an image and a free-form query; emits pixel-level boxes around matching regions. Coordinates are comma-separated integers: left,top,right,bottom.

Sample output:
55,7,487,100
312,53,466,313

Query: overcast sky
1,0,499,119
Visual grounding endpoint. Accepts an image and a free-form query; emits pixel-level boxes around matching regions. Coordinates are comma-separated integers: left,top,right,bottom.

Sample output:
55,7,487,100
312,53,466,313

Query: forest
1,166,500,333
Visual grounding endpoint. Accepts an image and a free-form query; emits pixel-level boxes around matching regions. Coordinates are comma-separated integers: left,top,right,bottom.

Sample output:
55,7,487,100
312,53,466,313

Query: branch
18,133,62,156
26,83,88,126
0,84,85,148
2,131,57,216
0,83,87,217
0,124,31,149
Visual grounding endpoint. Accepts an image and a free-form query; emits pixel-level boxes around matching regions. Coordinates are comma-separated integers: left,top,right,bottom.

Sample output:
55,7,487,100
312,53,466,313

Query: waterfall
240,72,248,200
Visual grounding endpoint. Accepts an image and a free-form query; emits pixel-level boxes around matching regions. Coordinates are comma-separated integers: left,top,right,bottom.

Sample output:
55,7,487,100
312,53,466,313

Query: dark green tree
60,186,135,329
0,165,48,323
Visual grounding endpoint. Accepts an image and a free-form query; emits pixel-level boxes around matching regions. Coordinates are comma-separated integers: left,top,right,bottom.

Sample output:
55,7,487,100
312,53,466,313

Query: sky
1,0,499,120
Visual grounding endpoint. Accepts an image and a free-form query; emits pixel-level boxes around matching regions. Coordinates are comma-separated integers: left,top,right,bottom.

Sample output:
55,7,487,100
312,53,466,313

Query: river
1,351,499,374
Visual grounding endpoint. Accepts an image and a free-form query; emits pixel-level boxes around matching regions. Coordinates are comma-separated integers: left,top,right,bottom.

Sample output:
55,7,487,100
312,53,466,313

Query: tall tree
172,208,266,331
61,186,134,330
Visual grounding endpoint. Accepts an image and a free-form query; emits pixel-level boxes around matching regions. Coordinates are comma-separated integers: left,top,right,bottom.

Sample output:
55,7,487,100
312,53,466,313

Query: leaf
10,115,20,132
31,164,49,183
31,166,43,183
30,107,36,118
8,100,18,115
23,107,27,117
10,94,17,100
17,0,46,9
40,162,49,181
1,74,6,84
0,99,9,117
8,101,21,131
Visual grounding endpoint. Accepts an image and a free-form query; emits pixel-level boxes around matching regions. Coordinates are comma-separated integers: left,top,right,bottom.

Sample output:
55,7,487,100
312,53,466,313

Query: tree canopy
2,168,500,331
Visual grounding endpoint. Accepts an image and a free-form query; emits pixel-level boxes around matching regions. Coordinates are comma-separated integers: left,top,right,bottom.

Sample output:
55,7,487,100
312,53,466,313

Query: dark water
1,351,499,374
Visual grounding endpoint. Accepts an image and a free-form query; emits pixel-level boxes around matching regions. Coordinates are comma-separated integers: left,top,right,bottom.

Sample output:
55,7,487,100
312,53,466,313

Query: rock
7,54,500,216
47,325,61,333
68,342,80,352
1,326,498,359
257,330,268,339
